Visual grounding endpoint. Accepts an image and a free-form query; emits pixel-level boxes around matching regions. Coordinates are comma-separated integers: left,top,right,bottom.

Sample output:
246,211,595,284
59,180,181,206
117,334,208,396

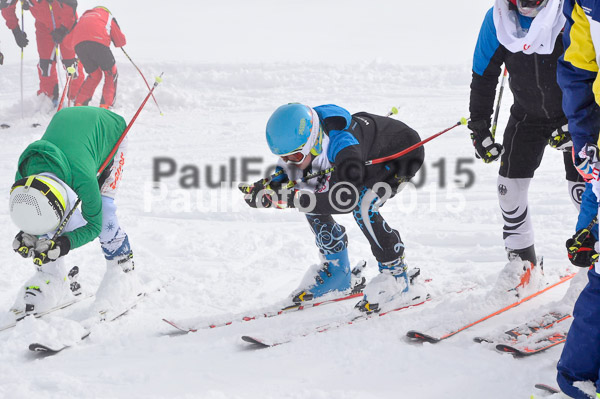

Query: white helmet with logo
9,175,68,235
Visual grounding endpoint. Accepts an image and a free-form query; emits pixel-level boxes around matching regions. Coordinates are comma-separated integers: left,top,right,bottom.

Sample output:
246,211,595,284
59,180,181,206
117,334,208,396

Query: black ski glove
566,227,599,268
33,236,71,266
468,120,504,163
51,26,68,44
549,124,573,152
239,180,298,209
12,27,28,48
13,231,38,258
239,180,274,209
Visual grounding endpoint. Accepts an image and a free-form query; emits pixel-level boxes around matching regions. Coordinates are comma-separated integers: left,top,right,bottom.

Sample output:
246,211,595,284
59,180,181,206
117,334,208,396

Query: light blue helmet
266,104,317,156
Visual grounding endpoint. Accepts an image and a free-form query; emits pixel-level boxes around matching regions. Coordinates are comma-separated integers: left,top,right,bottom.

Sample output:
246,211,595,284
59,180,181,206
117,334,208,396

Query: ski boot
355,256,427,315
93,251,143,316
495,245,544,297
16,263,80,314
290,249,364,305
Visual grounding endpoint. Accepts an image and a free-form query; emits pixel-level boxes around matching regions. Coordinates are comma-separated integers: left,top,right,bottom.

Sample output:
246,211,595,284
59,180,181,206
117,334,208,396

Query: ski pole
365,118,469,166
35,73,164,264
121,48,163,115
491,66,508,139
48,3,63,91
20,1,24,119
56,66,75,111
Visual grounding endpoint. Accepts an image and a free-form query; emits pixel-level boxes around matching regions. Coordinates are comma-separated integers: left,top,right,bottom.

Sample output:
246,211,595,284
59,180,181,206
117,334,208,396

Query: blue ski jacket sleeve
558,0,600,157
313,104,358,163
577,183,599,239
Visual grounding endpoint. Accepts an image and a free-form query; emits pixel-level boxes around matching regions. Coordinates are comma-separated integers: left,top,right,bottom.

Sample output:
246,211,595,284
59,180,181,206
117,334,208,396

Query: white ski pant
498,176,584,251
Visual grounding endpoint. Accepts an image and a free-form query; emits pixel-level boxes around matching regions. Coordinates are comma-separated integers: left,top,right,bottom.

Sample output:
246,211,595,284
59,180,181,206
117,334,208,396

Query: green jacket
15,106,127,249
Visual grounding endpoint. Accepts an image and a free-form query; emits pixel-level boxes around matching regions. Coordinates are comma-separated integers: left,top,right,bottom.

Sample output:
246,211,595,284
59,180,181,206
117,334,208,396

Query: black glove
0,51,4,65
12,231,38,258
33,236,71,266
566,227,599,268
12,27,28,48
549,124,573,152
239,180,297,209
239,180,274,209
51,26,68,44
468,120,504,163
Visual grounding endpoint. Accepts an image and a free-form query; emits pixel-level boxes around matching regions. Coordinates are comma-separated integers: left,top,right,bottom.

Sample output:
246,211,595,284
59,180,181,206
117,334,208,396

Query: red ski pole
365,118,468,166
122,47,163,115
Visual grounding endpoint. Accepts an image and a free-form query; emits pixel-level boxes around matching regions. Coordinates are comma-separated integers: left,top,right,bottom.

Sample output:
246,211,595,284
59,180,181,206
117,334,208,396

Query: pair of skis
406,273,574,345
28,289,157,354
474,311,570,356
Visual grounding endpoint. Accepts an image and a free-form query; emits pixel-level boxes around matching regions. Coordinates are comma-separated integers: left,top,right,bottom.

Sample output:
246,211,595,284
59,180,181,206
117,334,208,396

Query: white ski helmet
9,175,68,235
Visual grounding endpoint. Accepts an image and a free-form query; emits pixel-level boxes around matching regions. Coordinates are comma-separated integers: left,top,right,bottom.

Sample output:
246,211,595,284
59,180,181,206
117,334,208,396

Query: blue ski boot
291,249,365,304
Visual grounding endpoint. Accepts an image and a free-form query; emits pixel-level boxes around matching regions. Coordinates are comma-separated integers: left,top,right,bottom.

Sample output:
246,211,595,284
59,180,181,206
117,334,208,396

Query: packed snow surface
0,1,578,398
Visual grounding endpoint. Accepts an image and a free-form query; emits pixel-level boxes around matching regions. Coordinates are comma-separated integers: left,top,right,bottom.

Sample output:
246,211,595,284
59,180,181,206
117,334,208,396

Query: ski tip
28,343,63,353
495,344,522,355
162,318,193,333
406,330,441,343
241,336,272,348
534,383,561,394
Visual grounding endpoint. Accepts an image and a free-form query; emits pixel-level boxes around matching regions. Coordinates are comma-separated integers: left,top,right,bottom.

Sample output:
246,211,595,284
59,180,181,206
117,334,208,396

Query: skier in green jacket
8,106,140,315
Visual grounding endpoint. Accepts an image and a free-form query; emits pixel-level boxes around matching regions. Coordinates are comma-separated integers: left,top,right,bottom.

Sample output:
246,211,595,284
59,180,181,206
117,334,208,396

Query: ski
0,293,94,333
163,262,371,332
534,383,561,395
163,290,364,333
28,279,170,354
406,272,575,343
473,311,571,344
29,332,91,354
495,331,567,356
241,294,432,348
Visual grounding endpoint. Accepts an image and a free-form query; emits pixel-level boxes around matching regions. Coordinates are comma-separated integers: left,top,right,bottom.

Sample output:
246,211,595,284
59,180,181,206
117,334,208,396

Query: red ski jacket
0,0,77,31
67,7,126,49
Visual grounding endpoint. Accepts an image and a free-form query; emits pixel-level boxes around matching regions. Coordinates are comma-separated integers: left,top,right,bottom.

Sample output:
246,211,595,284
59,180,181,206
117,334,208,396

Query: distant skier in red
0,0,84,104
66,6,126,109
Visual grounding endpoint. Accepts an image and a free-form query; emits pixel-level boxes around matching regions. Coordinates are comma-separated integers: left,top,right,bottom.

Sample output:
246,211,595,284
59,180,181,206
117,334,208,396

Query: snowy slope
0,1,581,398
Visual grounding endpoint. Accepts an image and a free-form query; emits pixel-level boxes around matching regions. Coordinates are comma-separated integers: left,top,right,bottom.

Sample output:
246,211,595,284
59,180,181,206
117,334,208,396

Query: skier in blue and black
239,103,426,314
555,0,600,397
467,0,584,293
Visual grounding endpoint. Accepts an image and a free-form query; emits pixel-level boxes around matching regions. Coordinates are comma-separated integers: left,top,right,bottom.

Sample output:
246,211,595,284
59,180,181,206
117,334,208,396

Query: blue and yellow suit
557,0,600,397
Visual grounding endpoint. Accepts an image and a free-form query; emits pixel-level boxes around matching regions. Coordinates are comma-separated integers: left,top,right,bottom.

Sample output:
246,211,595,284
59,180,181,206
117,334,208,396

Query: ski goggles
279,128,324,165
517,0,549,17
280,146,308,165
